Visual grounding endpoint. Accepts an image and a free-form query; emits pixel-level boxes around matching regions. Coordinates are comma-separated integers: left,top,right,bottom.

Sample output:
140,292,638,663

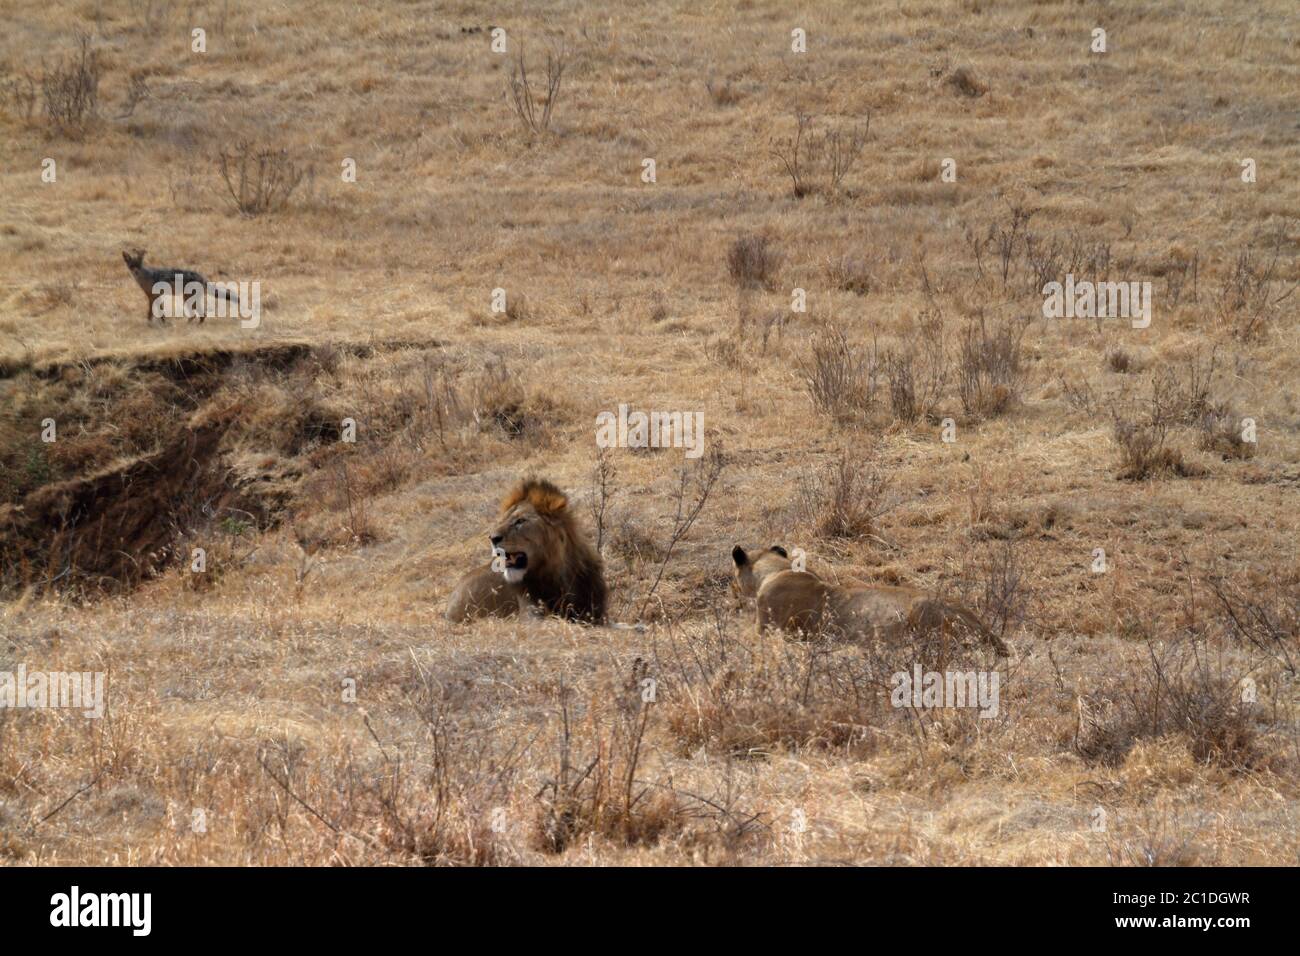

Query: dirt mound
0,408,268,593
0,337,450,596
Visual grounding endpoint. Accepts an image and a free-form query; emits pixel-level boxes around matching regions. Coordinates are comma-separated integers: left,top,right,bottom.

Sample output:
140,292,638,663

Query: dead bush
1,70,37,121
534,674,678,852
1111,352,1224,479
534,666,763,854
1105,347,1135,373
726,235,782,291
959,540,1028,650
884,308,948,423
1111,411,1192,480
507,41,567,136
469,360,550,441
826,253,873,296
1074,633,1263,770
793,450,894,542
41,34,102,133
705,76,743,107
957,315,1026,418
771,111,870,198
1216,232,1296,341
256,680,527,865
660,627,881,759
704,334,747,369
799,324,879,422
1205,568,1298,675
217,142,309,216
945,66,987,98
1197,408,1256,460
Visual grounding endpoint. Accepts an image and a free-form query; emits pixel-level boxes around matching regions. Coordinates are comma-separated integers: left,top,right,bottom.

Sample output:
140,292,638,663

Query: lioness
731,545,1009,656
446,478,608,624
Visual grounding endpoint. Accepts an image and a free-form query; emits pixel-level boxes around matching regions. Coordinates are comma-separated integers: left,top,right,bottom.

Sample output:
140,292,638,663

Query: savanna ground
0,0,1298,865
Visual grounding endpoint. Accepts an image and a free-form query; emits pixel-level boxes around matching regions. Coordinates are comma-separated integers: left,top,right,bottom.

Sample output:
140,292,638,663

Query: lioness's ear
770,545,788,558
732,545,748,567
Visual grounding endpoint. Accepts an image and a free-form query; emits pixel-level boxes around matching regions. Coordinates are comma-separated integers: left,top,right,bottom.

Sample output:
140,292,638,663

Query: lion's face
730,545,791,601
490,501,554,584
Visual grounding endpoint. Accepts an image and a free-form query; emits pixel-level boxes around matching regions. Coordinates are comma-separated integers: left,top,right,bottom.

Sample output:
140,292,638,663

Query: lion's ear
770,545,788,558
732,545,748,567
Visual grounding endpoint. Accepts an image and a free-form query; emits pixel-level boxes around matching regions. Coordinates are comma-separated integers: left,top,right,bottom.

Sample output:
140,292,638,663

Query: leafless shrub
793,450,894,542
705,76,743,106
660,626,882,758
1024,233,1065,295
136,0,175,35
991,205,1032,288
588,447,617,556
1109,350,1228,478
1164,249,1199,306
1103,807,1211,867
1197,407,1256,461
705,334,747,369
504,292,536,323
330,459,377,545
608,518,664,568
261,676,530,865
216,142,308,216
1058,374,1097,413
1111,410,1190,481
957,315,1027,419
826,253,872,296
508,42,567,136
884,307,948,423
469,359,546,441
961,540,1028,650
1216,233,1296,341
1165,348,1222,424
770,110,870,198
726,235,782,291
533,672,677,852
799,324,879,421
1205,568,1298,675
638,448,726,619
1074,632,1262,770
1,70,37,121
755,308,788,354
1105,347,1135,374
535,668,766,855
946,66,987,98
411,355,467,452
41,34,101,133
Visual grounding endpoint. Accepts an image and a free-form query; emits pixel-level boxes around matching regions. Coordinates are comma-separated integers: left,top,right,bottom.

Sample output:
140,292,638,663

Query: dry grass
0,0,1298,866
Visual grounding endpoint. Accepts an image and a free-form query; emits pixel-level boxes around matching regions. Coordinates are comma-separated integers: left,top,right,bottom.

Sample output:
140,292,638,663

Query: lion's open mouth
503,551,528,571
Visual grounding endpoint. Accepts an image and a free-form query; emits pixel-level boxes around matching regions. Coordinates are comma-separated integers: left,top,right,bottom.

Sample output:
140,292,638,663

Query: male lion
446,478,608,624
730,545,1009,656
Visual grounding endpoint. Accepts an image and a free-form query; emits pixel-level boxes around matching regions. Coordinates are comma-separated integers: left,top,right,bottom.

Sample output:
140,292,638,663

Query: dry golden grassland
0,0,1298,865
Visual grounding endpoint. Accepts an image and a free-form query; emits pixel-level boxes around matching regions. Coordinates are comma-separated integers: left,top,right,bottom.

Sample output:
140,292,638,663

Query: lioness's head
490,478,577,584
122,248,145,270
730,544,791,601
